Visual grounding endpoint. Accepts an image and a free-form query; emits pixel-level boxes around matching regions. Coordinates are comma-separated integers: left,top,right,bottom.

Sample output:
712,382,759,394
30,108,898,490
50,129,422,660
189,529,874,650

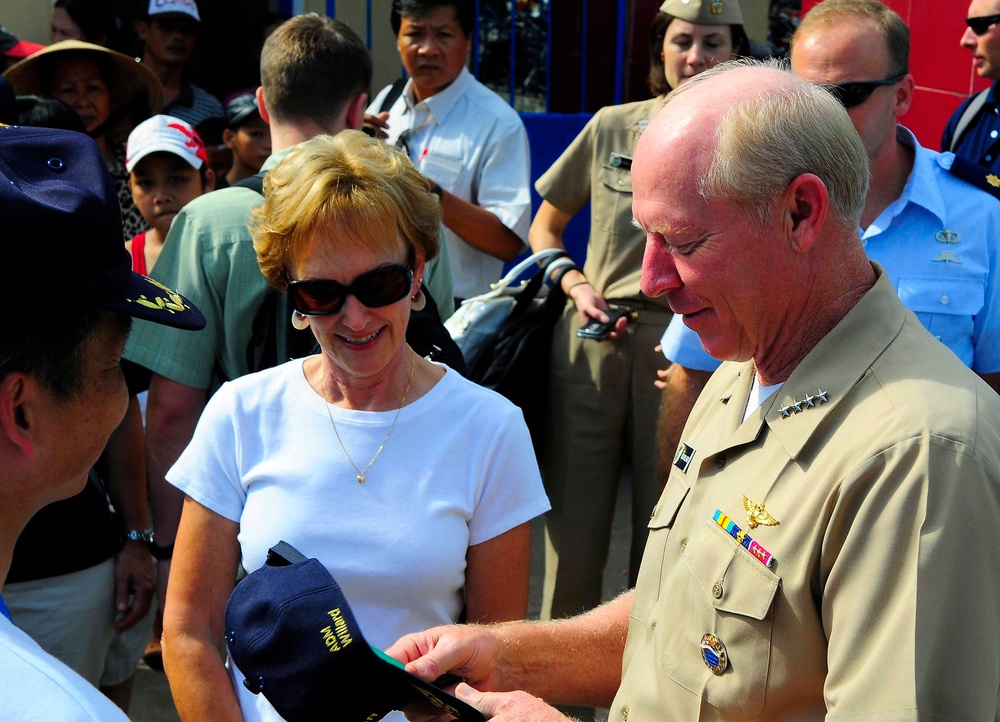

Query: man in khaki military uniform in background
384,61,1000,720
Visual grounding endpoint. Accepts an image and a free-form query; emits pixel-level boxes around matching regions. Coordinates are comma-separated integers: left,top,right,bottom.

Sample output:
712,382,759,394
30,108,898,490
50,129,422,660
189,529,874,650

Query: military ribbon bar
712,509,775,568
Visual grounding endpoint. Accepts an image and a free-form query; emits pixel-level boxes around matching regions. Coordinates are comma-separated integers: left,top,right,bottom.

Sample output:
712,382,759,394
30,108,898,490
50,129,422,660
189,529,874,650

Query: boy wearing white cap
126,114,214,274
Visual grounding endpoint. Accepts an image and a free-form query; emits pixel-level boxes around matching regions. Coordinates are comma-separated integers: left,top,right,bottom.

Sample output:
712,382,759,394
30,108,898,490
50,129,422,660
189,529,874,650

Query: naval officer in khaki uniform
386,61,1000,720
532,0,749,623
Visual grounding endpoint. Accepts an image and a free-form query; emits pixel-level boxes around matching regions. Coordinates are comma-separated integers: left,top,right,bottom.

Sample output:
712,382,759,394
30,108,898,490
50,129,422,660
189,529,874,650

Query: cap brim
3,41,164,141
371,648,486,722
106,271,205,330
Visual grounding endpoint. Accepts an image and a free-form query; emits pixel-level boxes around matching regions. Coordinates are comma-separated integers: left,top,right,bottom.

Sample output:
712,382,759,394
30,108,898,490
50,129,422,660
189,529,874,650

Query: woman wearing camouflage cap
528,0,748,625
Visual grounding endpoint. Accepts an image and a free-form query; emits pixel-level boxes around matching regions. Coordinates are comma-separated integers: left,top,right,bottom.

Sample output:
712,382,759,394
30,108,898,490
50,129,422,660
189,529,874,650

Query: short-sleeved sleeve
823,433,1000,716
467,403,550,546
535,111,600,217
165,381,247,521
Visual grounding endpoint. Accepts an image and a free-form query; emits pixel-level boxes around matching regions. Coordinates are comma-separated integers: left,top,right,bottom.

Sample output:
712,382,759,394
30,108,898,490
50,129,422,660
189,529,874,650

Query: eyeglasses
823,74,906,109
287,263,413,316
966,13,1000,35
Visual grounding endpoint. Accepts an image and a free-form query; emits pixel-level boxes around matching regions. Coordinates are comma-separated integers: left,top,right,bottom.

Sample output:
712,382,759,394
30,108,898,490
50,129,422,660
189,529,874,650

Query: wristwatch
124,528,154,545
123,529,174,560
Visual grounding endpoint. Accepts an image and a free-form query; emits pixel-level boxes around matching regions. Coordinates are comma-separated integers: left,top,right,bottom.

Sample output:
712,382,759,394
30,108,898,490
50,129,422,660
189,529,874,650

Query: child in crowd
217,90,270,189
125,114,214,274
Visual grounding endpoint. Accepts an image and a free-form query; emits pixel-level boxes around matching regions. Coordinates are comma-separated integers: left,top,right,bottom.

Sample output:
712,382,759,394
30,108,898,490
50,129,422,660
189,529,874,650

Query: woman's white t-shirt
168,359,550,721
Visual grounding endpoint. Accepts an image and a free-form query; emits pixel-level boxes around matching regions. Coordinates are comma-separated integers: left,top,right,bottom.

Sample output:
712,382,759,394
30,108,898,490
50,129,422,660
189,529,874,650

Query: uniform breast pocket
897,275,983,364
596,164,634,235
664,521,780,718
423,151,463,189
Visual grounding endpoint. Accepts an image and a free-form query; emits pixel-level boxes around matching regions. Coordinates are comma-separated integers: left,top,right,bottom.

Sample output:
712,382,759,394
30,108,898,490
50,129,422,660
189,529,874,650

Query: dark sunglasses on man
966,13,1000,36
824,74,905,109
287,263,414,316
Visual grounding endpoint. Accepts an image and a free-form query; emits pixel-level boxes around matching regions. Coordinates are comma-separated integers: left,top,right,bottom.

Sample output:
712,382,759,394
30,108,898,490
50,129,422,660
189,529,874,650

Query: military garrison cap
660,0,744,25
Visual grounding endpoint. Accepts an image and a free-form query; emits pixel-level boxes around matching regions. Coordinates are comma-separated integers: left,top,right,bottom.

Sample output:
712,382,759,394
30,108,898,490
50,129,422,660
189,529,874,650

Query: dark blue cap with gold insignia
225,541,486,722
0,124,204,330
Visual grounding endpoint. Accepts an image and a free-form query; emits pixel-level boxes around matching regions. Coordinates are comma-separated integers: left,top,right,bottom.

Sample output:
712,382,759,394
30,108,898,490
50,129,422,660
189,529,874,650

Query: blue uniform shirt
941,82,1000,172
662,126,1000,374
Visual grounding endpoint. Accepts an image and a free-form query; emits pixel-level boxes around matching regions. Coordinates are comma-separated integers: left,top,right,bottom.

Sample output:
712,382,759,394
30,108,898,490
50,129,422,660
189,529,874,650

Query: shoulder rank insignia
742,496,779,530
947,155,1000,200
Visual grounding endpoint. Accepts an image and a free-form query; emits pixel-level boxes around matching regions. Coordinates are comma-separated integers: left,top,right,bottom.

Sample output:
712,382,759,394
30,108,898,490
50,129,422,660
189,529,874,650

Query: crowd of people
1,0,1000,720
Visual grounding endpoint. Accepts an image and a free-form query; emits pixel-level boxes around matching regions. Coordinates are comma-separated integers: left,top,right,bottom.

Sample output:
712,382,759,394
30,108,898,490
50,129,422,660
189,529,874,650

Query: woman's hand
568,282,629,341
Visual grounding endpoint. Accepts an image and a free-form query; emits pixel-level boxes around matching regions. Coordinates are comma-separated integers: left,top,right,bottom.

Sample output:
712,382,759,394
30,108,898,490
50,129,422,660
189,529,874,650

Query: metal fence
278,0,631,114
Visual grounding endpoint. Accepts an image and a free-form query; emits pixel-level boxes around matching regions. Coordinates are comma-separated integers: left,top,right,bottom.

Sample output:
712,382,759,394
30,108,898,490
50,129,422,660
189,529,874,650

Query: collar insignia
673,443,696,473
778,389,828,418
987,174,1000,188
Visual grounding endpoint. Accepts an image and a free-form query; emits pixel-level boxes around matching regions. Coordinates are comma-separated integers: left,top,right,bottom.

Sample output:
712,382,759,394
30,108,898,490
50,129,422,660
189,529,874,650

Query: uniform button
651,620,657,631
992,130,999,139
712,582,724,599
987,155,994,162
617,179,625,186
941,295,950,305
714,453,726,469
680,538,688,552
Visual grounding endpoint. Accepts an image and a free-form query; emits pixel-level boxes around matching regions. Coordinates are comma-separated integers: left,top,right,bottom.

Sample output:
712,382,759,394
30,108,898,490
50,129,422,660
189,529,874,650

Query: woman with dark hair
647,2,749,96
51,0,116,46
527,0,747,625
4,41,163,240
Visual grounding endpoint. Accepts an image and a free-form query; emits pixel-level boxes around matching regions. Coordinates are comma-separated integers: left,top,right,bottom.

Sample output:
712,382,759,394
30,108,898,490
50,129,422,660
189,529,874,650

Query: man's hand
114,540,154,631
386,624,504,694
364,111,390,140
452,684,571,721
654,345,669,389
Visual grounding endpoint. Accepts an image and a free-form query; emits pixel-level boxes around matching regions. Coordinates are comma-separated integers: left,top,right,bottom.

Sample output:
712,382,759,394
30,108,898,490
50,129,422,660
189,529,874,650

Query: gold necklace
323,349,415,484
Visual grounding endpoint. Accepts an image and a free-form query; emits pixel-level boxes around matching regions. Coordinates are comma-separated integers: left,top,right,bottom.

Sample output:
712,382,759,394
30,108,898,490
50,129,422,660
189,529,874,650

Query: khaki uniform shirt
535,97,668,308
611,264,1000,720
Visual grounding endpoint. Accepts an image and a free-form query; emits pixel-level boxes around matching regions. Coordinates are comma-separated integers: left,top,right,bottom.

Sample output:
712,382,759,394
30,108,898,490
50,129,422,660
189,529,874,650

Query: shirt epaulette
947,154,1000,201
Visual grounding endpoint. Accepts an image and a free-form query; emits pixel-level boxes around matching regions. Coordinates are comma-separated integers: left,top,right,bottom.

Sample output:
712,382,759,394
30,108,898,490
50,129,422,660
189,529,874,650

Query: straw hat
3,40,163,143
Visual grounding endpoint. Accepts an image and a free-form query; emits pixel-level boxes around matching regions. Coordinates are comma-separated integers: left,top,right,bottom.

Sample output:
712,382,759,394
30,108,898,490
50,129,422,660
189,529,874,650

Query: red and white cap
147,0,200,22
126,114,208,173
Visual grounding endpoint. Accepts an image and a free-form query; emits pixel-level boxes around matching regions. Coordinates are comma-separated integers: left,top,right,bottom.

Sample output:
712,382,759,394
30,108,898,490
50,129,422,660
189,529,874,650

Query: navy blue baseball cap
0,124,204,329
225,541,486,722
224,91,260,130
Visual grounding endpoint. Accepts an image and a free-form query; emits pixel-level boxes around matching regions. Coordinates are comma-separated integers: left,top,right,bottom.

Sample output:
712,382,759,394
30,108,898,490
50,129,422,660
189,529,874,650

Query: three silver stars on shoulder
779,389,828,418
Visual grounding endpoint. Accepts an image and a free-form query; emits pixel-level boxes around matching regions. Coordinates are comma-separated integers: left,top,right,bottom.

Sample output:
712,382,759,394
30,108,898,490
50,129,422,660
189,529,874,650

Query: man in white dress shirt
369,0,531,301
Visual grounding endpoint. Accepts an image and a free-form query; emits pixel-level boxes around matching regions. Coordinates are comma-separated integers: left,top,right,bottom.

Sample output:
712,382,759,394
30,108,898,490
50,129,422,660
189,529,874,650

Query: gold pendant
357,473,365,484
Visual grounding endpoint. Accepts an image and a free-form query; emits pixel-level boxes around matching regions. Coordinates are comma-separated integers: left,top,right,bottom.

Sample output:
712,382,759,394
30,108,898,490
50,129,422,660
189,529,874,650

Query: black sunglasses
966,13,1000,35
824,74,905,109
287,263,413,316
